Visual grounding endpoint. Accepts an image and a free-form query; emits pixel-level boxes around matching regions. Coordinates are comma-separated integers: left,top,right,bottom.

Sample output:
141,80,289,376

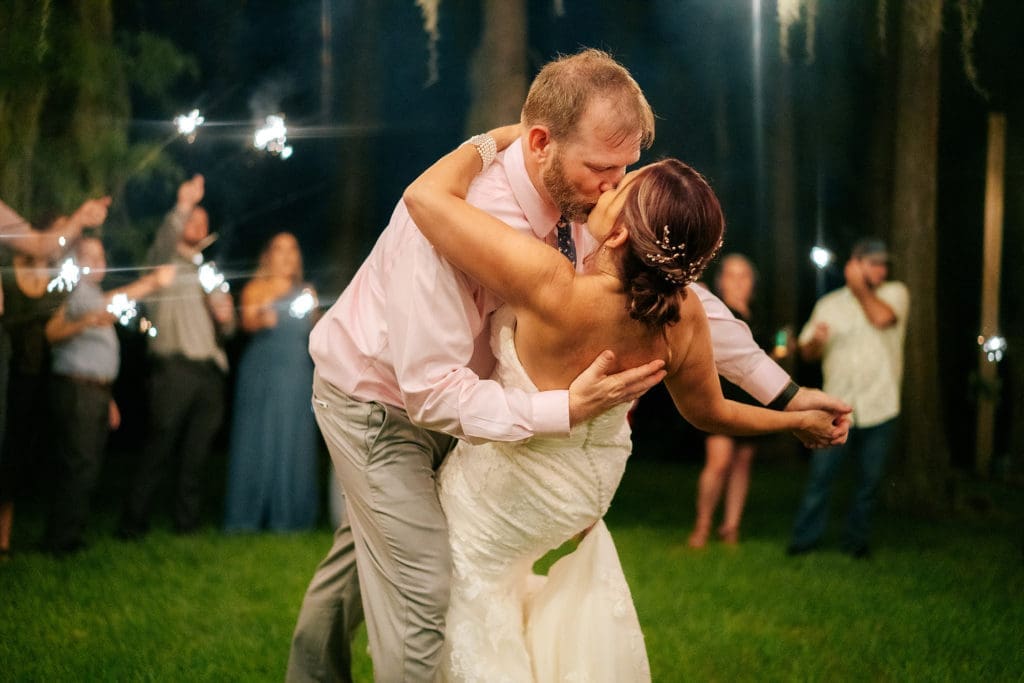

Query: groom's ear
525,125,553,161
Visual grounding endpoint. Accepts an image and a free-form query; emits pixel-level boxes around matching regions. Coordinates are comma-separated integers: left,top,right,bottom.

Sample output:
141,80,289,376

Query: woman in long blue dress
224,232,319,532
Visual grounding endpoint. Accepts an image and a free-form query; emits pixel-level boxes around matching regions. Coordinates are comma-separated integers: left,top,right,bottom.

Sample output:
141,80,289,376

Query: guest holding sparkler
0,217,71,560
43,236,175,555
223,232,320,532
0,197,111,259
117,174,236,539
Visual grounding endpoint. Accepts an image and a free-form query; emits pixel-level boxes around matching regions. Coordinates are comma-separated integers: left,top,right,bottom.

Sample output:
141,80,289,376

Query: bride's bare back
513,276,696,392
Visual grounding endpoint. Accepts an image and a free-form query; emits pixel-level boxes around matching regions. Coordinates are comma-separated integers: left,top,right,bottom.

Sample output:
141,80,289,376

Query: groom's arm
386,206,660,445
691,283,790,405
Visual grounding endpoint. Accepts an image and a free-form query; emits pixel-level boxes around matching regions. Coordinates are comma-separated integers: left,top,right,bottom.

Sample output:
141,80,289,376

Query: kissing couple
287,49,851,683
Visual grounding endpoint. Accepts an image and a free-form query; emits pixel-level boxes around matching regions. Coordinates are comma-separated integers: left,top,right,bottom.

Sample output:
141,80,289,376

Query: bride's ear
604,224,630,250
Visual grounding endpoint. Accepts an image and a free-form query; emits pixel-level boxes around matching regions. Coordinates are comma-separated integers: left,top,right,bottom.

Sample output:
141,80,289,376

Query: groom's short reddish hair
521,48,655,150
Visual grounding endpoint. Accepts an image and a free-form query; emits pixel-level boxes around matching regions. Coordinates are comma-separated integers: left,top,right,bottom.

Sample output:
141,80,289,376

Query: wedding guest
788,238,909,558
223,232,320,532
688,254,772,547
117,174,236,538
0,197,110,259
43,236,175,555
0,228,70,558
0,198,108,560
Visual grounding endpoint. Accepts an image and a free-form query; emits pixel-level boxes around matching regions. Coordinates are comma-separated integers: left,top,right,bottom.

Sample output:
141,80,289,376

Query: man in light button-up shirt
288,50,851,683
789,238,909,558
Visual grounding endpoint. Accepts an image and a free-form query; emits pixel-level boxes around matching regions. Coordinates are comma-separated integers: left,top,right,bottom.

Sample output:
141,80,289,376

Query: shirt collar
502,139,561,239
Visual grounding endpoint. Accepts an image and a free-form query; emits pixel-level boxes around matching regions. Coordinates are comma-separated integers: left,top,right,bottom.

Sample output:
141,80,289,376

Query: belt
154,354,222,372
55,374,114,390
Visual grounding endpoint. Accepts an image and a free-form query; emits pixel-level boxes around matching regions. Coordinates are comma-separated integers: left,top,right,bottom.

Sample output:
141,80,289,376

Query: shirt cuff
767,380,800,411
741,359,792,406
530,389,571,438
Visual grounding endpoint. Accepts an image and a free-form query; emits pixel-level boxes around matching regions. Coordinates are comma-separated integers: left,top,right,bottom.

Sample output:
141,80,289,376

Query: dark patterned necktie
555,216,577,266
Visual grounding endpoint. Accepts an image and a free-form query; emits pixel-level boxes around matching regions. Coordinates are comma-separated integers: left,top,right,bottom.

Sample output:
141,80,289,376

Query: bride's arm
402,127,573,316
664,297,840,446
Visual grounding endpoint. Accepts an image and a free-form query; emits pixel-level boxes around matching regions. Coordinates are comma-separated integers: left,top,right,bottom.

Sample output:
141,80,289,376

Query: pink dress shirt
309,141,790,445
310,141,569,444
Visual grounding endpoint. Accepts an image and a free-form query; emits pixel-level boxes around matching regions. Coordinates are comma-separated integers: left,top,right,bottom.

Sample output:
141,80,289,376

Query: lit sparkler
106,293,139,326
47,258,81,292
198,261,230,294
289,288,316,319
810,246,834,270
139,317,158,338
174,109,205,143
254,114,293,159
978,335,1007,363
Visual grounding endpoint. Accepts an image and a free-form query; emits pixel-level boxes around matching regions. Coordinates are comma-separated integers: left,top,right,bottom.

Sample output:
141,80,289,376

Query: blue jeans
790,418,896,550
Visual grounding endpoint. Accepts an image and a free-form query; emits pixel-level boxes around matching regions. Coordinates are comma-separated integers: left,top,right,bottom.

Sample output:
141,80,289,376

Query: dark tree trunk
766,52,798,372
464,0,527,136
887,0,950,512
324,1,382,293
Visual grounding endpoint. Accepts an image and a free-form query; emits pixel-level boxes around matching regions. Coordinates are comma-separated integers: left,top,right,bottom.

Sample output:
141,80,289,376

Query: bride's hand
485,124,523,152
792,409,845,449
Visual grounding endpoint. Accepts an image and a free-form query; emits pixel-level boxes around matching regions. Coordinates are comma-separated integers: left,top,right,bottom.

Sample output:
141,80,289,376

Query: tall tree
0,1,194,238
464,0,527,135
324,0,383,292
887,0,950,510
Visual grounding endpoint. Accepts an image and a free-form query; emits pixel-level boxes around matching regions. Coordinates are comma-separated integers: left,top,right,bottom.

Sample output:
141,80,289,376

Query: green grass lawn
2,454,1021,681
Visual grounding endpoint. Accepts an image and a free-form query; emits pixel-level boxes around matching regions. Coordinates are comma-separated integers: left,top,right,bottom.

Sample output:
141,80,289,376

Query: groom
288,49,851,682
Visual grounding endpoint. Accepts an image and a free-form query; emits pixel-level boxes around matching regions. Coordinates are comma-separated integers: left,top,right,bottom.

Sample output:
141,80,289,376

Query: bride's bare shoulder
676,289,708,327
662,292,707,371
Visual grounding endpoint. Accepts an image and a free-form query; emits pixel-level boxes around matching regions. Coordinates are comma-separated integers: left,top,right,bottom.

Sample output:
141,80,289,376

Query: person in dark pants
0,238,70,558
117,175,235,538
788,238,909,558
44,236,174,554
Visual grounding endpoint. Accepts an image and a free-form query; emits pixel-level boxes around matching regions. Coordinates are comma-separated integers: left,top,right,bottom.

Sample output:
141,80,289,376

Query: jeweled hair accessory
643,225,722,286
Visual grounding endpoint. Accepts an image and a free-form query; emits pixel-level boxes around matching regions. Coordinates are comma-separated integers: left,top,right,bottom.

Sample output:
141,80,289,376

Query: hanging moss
415,0,441,86
777,0,818,63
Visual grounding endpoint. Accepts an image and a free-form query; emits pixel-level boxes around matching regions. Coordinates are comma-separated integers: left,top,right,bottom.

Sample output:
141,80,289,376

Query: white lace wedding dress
436,307,651,682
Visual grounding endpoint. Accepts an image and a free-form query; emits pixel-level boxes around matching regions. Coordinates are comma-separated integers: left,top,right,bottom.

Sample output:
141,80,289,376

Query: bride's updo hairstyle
617,159,724,328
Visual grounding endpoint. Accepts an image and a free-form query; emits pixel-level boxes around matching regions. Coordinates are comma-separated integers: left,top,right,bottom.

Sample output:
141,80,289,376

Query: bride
403,126,836,682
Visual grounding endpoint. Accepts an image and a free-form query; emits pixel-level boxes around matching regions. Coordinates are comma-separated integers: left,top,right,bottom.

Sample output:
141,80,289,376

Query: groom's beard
543,152,596,224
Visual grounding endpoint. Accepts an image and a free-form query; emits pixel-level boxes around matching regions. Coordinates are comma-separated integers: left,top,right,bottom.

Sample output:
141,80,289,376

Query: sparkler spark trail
106,293,139,326
198,261,229,294
174,109,205,143
139,317,158,338
289,288,316,318
48,258,81,292
810,246,834,270
979,335,1007,363
253,114,293,159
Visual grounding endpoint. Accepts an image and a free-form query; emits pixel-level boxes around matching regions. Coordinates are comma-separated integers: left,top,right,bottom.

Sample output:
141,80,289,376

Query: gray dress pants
287,373,455,683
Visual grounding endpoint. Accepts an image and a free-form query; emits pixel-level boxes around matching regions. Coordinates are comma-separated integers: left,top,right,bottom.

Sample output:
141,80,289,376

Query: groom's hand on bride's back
568,351,666,426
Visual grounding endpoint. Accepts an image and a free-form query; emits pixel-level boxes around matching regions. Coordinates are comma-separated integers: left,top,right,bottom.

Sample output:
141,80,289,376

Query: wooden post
975,112,1006,478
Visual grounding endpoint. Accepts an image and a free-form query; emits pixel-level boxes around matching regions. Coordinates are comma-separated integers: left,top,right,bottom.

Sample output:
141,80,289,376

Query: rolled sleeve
693,283,791,405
